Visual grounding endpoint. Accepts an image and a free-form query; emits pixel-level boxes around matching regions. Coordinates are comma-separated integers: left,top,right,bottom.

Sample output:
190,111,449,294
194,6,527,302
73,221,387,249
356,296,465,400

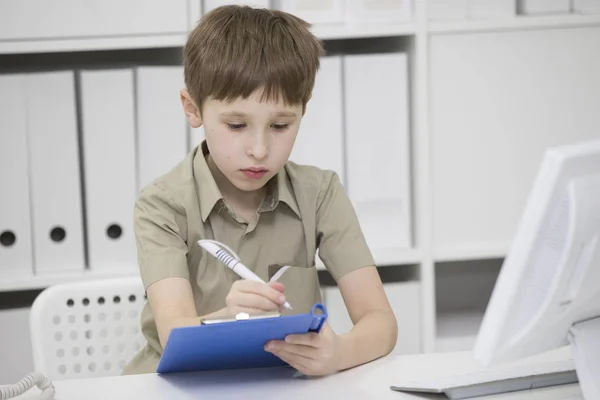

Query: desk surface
13,351,582,400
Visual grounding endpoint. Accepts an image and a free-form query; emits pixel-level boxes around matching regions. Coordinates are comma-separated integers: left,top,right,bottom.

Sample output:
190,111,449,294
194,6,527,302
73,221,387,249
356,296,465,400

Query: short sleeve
134,183,190,290
316,172,375,281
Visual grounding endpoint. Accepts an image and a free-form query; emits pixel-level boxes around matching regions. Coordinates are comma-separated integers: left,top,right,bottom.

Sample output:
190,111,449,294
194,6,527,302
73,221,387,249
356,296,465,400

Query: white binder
80,69,137,272
0,74,34,280
136,66,188,191
427,0,467,20
346,0,412,23
468,0,515,19
290,56,344,182
518,0,570,14
203,0,269,13
0,0,189,41
343,53,412,250
272,0,344,24
572,0,600,13
24,71,85,274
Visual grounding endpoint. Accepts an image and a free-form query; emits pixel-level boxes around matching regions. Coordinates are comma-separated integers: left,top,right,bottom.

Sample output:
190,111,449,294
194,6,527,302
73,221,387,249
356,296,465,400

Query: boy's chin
232,177,269,192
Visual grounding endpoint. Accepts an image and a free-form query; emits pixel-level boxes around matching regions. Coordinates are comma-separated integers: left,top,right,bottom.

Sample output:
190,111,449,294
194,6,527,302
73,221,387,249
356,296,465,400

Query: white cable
0,372,55,400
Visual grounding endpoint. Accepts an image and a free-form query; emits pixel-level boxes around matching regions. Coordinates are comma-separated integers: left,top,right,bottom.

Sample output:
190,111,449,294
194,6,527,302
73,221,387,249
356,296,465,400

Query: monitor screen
474,139,600,366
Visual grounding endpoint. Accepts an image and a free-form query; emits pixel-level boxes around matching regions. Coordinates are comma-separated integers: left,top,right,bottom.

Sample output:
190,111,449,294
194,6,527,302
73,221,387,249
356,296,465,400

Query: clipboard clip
309,303,328,332
200,311,281,325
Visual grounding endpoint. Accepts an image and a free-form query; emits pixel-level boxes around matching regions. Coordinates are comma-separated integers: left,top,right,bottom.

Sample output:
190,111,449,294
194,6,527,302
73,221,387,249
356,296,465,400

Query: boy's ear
180,89,202,128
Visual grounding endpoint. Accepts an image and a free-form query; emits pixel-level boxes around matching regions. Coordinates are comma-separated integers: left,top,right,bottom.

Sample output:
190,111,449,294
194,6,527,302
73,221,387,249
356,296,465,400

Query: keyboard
390,350,577,399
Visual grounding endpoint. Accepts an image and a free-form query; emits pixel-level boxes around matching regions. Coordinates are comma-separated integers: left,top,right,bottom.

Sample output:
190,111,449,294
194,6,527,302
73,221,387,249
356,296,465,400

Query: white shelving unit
0,270,137,293
312,22,416,39
429,13,600,33
433,242,509,263
0,24,418,54
316,247,421,270
0,34,190,55
2,0,600,358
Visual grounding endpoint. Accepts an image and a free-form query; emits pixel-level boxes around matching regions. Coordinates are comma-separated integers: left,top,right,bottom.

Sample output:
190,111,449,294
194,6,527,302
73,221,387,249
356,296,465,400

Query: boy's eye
227,123,246,130
272,124,289,131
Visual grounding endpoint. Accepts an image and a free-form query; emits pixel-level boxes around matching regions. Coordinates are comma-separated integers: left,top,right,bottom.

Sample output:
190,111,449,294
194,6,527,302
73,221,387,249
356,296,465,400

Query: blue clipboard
156,303,328,374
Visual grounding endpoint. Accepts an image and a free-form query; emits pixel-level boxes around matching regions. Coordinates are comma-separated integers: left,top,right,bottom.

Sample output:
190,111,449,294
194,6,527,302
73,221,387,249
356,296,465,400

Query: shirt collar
258,166,301,218
193,141,300,221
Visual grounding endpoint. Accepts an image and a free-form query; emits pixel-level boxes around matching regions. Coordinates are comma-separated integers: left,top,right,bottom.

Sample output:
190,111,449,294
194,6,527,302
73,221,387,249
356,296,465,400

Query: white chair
29,277,148,380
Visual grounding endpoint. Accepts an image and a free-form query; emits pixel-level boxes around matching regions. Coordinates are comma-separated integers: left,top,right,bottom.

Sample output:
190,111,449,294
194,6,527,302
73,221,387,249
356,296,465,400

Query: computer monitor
473,139,600,400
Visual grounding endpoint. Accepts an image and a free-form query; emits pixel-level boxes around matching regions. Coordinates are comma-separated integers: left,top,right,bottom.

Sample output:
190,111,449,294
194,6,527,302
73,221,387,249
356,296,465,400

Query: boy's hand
264,322,342,376
225,280,286,314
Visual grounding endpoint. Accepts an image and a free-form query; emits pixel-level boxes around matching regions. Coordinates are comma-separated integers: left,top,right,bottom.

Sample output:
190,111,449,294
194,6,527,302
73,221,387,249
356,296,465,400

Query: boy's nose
248,138,269,160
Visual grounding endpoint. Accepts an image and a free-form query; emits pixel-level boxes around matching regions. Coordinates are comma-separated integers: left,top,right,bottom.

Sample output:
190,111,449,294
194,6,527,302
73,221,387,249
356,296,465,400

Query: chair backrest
29,276,147,380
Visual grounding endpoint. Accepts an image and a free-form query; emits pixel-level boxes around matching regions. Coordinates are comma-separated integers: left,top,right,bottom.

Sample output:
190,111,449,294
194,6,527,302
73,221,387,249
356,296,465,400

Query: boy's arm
266,171,397,374
315,172,398,368
266,267,396,375
134,183,217,349
146,277,229,348
335,265,398,370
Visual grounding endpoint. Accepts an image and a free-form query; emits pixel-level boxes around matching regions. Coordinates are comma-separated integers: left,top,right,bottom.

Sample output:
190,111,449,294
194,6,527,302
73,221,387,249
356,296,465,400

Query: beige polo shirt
122,141,375,375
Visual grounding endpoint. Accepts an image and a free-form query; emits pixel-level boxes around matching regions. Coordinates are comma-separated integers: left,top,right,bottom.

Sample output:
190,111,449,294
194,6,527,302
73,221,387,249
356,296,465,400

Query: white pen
197,240,293,311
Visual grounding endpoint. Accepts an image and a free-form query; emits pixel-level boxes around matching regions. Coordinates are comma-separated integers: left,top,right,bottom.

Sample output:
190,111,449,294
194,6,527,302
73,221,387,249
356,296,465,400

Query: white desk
13,351,582,400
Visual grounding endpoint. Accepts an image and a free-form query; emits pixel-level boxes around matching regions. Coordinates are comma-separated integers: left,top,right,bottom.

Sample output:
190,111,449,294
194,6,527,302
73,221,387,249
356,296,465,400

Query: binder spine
309,303,328,332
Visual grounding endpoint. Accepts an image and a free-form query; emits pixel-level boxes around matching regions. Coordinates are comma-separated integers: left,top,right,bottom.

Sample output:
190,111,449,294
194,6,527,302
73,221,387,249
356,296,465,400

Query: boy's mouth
240,167,268,179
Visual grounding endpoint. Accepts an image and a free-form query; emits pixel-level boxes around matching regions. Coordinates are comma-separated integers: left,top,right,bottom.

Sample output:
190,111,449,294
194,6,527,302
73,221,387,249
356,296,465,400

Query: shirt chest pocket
268,264,322,315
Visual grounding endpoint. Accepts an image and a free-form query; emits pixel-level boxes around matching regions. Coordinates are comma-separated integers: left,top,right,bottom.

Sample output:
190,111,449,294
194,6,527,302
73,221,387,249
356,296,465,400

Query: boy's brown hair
183,5,324,113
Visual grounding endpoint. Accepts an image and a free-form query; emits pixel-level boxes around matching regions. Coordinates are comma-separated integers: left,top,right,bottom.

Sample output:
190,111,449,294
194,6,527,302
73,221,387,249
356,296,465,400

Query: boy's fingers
280,344,319,360
284,332,320,347
268,281,285,293
227,291,278,311
267,349,313,375
237,293,281,312
236,280,287,306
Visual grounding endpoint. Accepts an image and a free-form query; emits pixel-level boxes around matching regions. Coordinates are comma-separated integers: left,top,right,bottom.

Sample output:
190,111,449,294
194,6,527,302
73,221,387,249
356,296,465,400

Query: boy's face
182,88,302,193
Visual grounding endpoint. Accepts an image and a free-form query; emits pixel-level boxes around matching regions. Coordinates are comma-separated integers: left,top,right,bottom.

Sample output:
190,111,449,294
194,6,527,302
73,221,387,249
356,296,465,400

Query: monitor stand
568,316,600,400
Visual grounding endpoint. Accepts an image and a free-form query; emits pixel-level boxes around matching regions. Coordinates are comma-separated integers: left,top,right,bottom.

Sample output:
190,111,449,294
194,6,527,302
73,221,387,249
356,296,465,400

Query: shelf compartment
435,258,503,352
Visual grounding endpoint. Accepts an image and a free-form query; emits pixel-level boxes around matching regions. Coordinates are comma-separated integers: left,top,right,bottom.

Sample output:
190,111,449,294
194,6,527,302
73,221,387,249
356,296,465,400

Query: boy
123,5,398,376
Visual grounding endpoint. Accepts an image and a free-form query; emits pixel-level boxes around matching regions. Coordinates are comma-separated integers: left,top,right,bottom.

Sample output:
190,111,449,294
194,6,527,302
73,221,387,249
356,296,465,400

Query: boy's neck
206,154,266,216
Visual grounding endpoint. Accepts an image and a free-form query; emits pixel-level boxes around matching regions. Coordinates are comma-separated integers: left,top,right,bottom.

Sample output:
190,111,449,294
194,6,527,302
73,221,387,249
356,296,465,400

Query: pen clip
268,264,291,283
